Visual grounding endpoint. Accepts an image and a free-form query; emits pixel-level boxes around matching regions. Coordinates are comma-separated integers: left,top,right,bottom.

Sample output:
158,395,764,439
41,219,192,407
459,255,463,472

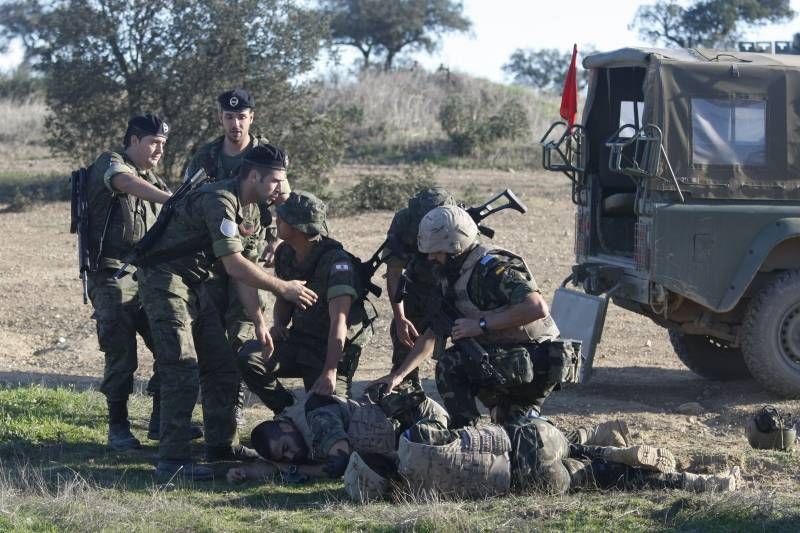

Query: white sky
2,0,799,81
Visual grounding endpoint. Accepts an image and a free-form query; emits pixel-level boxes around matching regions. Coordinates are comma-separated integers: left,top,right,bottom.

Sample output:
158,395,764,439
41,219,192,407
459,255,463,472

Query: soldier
225,383,449,483
137,143,317,480
84,114,172,451
345,416,742,501
185,88,287,426
384,187,455,393
373,205,575,428
237,191,373,414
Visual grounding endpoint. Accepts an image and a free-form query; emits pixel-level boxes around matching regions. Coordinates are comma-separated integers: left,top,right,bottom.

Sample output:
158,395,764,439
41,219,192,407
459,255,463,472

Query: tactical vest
200,134,268,181
447,244,560,345
281,398,396,460
398,424,511,498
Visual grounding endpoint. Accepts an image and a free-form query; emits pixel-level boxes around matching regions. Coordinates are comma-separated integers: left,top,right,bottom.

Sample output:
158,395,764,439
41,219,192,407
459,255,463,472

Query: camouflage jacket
137,178,261,284
86,150,168,271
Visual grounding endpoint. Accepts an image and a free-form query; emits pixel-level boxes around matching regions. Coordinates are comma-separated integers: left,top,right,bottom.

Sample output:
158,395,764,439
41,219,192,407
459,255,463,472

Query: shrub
332,164,436,215
438,93,530,156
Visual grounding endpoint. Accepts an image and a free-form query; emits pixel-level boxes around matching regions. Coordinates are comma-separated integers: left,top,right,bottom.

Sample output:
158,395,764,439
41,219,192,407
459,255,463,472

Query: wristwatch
478,317,489,332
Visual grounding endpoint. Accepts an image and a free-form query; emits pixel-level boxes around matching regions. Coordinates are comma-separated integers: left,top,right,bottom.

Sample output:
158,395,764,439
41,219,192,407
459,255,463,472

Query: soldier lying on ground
344,415,741,501
225,384,449,484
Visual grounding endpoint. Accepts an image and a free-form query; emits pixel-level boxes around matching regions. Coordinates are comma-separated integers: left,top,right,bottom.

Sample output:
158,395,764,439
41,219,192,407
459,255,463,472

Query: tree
0,0,341,187
631,0,794,49
322,0,471,71
502,47,592,93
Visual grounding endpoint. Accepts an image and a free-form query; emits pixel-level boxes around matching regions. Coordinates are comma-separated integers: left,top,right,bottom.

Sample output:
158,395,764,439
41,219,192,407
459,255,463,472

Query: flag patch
220,218,238,238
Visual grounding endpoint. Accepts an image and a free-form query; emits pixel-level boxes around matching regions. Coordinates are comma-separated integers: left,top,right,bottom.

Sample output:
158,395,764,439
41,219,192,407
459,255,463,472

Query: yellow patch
494,265,508,276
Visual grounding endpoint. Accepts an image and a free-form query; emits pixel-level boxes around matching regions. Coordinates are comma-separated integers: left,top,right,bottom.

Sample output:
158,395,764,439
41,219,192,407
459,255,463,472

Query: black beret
218,88,254,111
243,143,289,171
127,114,169,138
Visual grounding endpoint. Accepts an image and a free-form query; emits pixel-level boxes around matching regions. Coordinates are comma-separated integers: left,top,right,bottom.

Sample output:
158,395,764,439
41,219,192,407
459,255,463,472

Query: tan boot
579,420,631,447
601,445,676,473
682,466,741,492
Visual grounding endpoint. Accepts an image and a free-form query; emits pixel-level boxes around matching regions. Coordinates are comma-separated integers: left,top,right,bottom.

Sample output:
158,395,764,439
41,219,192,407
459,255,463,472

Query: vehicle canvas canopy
582,47,800,201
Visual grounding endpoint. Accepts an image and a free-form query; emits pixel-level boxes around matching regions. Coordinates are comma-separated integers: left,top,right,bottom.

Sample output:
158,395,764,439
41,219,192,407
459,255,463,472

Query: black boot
107,400,141,451
148,394,204,441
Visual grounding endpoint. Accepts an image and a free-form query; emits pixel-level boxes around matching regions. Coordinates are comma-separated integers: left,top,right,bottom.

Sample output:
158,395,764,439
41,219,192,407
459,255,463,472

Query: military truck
541,47,800,397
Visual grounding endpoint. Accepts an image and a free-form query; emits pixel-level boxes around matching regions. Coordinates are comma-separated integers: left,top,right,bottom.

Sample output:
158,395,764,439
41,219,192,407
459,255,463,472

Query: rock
677,402,704,415
57,337,66,344
645,339,652,348
687,416,698,424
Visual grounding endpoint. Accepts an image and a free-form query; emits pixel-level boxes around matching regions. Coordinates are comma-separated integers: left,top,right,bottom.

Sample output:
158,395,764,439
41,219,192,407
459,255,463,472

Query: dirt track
0,166,798,491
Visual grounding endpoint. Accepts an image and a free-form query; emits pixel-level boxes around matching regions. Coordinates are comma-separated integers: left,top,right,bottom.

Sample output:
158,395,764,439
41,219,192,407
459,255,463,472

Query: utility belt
481,338,582,388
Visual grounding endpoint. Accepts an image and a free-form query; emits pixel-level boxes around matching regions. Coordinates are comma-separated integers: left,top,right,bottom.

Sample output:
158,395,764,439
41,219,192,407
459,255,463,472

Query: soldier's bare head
251,420,308,463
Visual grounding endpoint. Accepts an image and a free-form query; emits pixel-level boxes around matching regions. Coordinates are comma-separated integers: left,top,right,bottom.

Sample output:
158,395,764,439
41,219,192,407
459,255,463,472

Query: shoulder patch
220,218,238,238
480,254,498,266
331,261,351,273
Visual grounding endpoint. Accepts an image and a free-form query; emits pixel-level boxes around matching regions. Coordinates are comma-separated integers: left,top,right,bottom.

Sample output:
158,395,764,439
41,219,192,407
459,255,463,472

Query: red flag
560,44,578,125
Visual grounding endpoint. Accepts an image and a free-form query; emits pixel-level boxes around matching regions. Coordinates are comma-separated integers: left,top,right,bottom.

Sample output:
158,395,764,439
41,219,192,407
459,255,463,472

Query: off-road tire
741,270,800,397
668,330,751,380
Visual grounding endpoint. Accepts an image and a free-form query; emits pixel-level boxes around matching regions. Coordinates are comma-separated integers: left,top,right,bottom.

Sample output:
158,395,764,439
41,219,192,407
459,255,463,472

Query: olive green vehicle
541,47,800,397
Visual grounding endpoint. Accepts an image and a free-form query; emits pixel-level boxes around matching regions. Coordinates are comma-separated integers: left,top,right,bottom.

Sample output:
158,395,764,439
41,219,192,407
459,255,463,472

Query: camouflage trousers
435,343,558,429
88,269,159,402
238,337,362,414
138,268,239,461
204,270,262,352
564,455,687,492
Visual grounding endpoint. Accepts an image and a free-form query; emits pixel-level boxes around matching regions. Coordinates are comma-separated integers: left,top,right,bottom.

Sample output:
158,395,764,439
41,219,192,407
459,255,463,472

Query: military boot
147,394,203,441
682,466,741,492
205,444,260,463
601,445,676,473
106,400,141,451
155,460,214,481
578,420,631,447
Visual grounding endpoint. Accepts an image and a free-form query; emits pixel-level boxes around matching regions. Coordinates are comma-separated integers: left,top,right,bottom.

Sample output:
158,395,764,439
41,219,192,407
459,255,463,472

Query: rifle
69,167,92,304
358,188,529,301
393,272,506,385
112,168,209,279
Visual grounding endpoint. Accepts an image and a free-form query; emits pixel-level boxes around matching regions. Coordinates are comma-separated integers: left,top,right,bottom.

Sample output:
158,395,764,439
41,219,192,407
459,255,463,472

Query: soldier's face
255,168,286,203
220,109,254,143
427,252,449,265
268,423,307,462
128,134,166,170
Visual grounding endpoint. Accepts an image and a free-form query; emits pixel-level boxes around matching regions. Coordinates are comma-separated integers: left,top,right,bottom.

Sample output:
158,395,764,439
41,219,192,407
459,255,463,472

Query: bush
438,93,529,156
332,164,436,215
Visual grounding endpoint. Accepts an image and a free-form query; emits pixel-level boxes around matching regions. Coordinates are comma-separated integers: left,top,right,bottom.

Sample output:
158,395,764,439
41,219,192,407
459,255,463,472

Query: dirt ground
0,166,798,493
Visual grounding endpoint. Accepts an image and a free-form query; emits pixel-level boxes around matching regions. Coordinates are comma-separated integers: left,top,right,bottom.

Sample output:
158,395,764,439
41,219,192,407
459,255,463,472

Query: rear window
691,98,766,166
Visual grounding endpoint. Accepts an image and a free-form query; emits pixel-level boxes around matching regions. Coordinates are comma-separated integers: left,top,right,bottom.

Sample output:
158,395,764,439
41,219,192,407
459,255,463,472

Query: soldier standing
84,114,171,451
185,88,288,425
373,205,574,428
237,191,373,413
384,188,455,393
137,144,316,480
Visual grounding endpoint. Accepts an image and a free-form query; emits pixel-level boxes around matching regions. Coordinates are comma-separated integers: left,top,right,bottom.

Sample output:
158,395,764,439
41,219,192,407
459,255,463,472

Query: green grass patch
0,384,798,532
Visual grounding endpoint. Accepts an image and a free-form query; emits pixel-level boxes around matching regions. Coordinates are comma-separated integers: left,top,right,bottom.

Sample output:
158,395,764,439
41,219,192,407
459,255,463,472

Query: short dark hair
123,126,149,148
250,420,308,462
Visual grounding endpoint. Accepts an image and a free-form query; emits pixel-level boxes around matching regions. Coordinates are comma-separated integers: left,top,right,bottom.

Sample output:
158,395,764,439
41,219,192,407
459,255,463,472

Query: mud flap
550,288,608,383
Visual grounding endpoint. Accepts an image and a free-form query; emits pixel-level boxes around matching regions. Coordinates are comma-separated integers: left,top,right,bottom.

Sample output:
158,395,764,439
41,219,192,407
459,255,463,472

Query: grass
1,385,798,532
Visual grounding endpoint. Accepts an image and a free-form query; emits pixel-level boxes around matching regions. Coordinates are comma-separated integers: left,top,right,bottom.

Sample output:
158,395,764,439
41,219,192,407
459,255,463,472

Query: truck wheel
741,270,800,398
668,330,751,380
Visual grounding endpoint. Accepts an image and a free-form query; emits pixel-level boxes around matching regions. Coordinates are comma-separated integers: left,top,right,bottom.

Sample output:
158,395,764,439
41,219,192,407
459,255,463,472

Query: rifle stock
70,167,92,304
464,188,528,239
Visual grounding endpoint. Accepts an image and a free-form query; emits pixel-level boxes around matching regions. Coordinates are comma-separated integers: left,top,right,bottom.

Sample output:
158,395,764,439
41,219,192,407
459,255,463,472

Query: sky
2,0,800,82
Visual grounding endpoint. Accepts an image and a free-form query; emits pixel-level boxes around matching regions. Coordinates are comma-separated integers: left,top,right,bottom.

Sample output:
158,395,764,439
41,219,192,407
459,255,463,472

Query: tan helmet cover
417,206,479,255
343,452,389,503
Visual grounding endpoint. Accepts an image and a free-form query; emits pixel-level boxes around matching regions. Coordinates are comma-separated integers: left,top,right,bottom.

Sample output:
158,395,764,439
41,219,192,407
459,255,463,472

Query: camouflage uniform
137,178,250,462
238,236,371,412
85,150,166,406
384,188,454,390
434,245,563,428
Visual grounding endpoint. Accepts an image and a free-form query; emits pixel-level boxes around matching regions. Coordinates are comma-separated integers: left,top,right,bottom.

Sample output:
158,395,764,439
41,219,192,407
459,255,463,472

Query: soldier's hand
260,239,281,268
395,316,420,348
281,280,317,310
255,320,274,361
310,368,337,396
368,373,402,395
452,318,482,340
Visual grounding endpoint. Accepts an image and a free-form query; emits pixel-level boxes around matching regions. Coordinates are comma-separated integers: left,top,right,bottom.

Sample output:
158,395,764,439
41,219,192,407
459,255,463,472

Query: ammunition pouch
488,346,534,386
337,343,362,383
531,339,582,388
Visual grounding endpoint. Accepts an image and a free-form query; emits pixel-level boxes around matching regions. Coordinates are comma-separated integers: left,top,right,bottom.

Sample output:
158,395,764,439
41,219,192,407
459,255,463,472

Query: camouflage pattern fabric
504,416,571,494
138,269,240,461
87,269,159,401
434,250,559,428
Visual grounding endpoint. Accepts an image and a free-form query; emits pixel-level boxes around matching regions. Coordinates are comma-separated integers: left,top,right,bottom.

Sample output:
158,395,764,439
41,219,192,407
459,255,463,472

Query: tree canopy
630,0,794,49
0,0,341,185
502,47,592,93
322,0,471,71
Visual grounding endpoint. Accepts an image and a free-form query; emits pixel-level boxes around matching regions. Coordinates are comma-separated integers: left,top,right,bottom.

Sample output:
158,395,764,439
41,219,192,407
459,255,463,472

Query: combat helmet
745,405,796,451
343,452,391,502
408,187,455,226
417,205,478,255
